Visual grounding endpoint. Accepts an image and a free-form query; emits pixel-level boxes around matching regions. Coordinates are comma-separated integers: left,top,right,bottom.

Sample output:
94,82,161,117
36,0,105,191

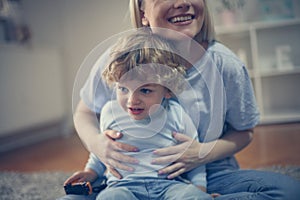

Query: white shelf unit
215,18,300,124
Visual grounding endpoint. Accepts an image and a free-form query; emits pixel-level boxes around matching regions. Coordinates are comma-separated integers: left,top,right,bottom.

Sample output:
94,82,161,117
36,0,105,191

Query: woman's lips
168,14,194,24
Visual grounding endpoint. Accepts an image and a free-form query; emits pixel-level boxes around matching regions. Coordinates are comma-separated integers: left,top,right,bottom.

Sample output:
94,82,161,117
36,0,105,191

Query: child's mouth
129,107,144,115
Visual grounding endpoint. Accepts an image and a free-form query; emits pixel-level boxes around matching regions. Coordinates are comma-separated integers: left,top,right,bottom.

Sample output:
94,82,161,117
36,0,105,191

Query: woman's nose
174,0,191,9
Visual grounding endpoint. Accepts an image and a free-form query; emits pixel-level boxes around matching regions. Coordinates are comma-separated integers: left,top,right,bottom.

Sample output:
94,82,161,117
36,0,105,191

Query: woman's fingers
106,144,138,171
107,154,136,171
113,140,139,152
172,132,193,142
106,166,122,179
152,142,191,164
110,148,138,163
153,132,192,156
158,162,185,176
97,130,138,170
153,143,185,157
105,130,139,152
151,132,203,179
152,153,179,165
104,130,123,140
167,165,186,179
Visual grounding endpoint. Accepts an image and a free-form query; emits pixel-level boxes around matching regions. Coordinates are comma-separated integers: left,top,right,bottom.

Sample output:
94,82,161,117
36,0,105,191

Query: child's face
116,80,171,120
142,0,205,40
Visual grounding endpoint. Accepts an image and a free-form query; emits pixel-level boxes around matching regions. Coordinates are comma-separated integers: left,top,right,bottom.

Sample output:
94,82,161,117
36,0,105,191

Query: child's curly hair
102,28,188,95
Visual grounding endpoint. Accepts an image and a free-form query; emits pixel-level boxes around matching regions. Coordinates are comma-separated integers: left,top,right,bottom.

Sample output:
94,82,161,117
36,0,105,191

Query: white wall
0,0,131,139
62,0,131,120
0,45,66,134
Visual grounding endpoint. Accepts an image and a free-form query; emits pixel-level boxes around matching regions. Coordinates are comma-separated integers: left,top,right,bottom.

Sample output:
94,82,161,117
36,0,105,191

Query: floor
0,122,300,172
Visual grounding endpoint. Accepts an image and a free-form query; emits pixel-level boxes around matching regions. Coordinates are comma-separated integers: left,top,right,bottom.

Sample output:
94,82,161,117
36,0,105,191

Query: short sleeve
209,43,260,131
80,48,115,114
85,153,106,177
223,63,260,130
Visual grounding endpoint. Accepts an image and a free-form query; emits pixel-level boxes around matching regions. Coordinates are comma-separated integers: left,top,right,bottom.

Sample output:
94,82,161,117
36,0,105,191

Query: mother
74,0,300,198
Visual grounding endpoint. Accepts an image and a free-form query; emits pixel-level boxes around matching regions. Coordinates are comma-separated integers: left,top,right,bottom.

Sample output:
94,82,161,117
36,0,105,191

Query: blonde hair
129,0,215,43
102,29,187,94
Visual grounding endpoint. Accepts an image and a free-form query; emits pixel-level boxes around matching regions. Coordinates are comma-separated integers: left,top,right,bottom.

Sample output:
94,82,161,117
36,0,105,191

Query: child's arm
64,152,106,185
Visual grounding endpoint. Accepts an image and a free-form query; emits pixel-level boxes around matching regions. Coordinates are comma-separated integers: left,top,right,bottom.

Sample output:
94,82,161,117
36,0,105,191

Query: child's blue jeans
58,169,300,200
58,178,210,200
96,178,211,200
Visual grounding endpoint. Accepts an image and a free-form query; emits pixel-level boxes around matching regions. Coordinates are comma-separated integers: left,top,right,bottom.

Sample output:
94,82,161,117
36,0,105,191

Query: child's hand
64,169,98,185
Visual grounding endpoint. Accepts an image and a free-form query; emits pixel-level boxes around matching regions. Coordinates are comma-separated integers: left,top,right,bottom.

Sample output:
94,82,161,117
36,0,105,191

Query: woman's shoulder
206,41,247,75
89,47,113,75
207,41,242,63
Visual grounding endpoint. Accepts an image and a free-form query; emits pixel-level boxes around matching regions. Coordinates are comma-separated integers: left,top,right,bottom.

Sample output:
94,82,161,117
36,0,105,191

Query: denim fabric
97,178,212,200
207,169,300,200
57,193,98,200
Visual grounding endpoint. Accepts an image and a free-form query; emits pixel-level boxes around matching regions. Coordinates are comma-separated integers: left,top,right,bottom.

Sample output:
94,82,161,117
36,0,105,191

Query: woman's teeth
170,15,192,23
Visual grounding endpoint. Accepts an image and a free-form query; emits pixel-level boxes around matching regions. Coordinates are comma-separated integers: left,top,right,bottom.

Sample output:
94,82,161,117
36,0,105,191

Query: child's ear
164,92,172,99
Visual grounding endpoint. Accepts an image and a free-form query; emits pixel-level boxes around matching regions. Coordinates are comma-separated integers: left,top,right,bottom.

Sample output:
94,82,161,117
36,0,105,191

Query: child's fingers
64,177,75,185
64,176,77,185
77,177,87,183
64,172,83,185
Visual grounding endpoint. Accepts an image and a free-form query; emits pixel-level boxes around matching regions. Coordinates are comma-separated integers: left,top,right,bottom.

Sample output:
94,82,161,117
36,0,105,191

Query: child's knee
96,187,136,200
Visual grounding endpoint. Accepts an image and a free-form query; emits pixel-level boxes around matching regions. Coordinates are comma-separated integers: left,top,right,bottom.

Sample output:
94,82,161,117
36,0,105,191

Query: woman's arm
74,100,138,177
152,129,253,179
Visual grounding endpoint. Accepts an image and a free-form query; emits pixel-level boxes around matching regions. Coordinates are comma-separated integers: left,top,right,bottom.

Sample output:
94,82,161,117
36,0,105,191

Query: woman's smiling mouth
169,15,194,23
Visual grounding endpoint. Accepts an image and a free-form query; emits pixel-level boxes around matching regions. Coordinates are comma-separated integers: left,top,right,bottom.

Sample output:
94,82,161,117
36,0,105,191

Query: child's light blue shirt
85,99,206,187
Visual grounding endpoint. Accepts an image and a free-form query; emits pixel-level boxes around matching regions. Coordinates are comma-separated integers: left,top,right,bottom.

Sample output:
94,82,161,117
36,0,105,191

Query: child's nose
128,92,140,104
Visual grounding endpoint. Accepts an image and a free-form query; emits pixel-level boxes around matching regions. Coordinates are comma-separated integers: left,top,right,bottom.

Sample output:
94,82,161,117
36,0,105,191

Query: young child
61,29,212,200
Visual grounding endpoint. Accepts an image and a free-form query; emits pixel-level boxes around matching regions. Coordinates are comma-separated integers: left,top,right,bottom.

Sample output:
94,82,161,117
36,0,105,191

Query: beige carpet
0,166,299,200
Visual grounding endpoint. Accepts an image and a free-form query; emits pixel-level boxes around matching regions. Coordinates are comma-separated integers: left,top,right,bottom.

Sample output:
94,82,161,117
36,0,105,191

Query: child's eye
140,88,152,94
118,86,128,93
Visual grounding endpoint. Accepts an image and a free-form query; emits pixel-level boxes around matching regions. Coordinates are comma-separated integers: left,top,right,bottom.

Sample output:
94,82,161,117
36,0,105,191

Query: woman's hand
152,132,205,179
64,169,98,185
152,129,254,179
74,100,139,179
90,130,139,179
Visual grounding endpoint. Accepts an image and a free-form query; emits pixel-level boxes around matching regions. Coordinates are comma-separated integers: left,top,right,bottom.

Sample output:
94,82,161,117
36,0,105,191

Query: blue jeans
58,169,300,199
207,169,300,200
97,178,211,200
57,193,98,200
58,178,210,200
